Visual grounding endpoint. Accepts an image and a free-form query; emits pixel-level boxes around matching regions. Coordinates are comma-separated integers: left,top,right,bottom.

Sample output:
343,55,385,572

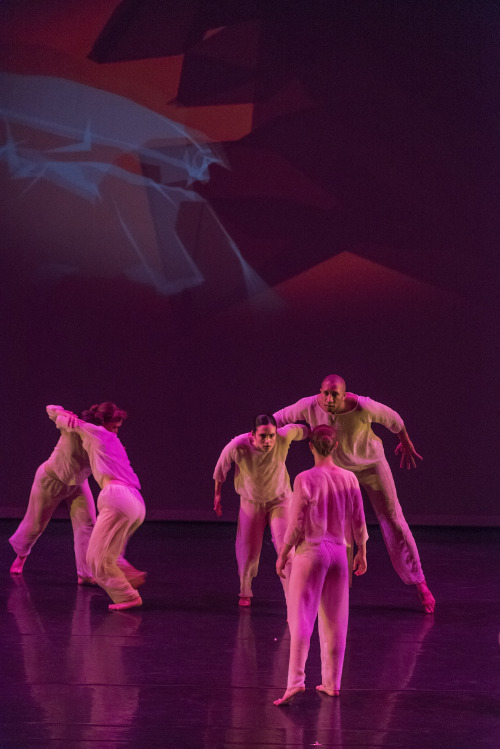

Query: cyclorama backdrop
0,1,498,525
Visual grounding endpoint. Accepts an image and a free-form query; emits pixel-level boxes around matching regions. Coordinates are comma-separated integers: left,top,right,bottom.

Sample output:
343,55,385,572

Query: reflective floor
1,521,499,748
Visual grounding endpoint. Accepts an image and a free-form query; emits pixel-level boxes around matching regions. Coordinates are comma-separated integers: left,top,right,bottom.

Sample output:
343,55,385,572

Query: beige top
274,394,404,470
45,406,91,485
48,407,140,490
213,424,308,503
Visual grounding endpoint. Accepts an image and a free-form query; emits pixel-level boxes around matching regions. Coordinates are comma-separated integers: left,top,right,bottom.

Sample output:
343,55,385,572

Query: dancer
274,374,435,613
9,407,96,584
47,403,146,611
213,414,308,606
274,425,368,706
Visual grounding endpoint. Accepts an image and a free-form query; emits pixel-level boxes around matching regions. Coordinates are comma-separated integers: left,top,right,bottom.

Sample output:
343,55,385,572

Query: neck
313,453,335,467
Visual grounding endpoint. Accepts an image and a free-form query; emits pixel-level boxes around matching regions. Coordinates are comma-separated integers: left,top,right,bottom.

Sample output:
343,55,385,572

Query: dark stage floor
1,520,499,749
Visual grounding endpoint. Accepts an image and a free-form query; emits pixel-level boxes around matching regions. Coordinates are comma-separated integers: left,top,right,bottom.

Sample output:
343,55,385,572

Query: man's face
318,380,346,414
251,425,277,452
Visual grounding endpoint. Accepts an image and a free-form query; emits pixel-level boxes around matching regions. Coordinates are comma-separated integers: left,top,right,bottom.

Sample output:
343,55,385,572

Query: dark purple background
0,0,498,523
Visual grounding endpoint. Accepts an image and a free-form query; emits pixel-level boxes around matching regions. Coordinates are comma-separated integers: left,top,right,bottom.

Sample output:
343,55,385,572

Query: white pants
236,495,294,600
286,540,349,692
86,483,146,604
9,463,96,578
354,459,424,585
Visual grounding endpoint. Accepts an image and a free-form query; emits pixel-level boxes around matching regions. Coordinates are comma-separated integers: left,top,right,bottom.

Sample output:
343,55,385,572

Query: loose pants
286,540,349,692
86,484,145,604
236,495,293,600
9,463,96,578
353,459,424,585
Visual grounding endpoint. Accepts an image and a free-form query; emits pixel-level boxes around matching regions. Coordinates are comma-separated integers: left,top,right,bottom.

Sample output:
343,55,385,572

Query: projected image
0,0,496,525
0,71,270,304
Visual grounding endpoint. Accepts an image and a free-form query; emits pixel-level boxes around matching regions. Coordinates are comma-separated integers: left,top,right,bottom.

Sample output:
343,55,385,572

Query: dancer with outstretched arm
47,403,146,611
274,374,435,613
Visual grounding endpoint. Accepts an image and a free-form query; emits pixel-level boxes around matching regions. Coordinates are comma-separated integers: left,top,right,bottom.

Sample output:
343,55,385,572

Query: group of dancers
8,373,435,704
213,374,435,705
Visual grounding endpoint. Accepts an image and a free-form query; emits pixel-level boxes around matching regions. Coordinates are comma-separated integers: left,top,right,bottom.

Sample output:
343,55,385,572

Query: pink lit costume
9,410,95,579
213,424,308,600
49,407,145,605
274,395,425,585
284,464,368,693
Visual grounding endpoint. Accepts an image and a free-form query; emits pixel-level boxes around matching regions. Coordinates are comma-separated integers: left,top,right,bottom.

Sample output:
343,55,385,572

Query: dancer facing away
213,414,308,607
274,374,435,614
10,407,96,583
274,425,368,706
47,403,146,611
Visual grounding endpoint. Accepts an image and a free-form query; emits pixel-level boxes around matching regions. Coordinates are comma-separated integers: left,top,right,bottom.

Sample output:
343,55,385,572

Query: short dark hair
252,413,277,433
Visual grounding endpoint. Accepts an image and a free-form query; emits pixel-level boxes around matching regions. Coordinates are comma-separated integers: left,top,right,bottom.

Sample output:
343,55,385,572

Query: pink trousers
9,463,96,578
354,459,424,585
286,540,349,692
86,483,145,604
236,495,293,600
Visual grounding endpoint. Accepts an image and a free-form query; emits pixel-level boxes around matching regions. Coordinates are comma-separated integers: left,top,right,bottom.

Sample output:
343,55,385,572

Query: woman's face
251,425,276,452
104,418,123,434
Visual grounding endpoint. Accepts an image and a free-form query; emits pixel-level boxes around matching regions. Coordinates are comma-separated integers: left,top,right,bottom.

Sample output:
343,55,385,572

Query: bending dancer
274,374,435,613
47,403,146,611
9,407,96,583
274,425,368,706
213,414,308,607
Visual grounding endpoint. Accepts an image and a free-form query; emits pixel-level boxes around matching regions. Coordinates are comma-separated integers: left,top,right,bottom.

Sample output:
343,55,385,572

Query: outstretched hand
395,440,423,470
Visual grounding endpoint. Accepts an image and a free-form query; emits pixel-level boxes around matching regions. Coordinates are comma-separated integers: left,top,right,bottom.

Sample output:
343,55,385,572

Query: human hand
214,496,222,517
395,440,423,469
353,551,367,576
67,413,78,429
276,553,288,579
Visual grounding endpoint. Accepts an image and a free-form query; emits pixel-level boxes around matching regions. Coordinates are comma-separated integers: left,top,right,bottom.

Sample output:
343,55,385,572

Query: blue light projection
0,72,271,300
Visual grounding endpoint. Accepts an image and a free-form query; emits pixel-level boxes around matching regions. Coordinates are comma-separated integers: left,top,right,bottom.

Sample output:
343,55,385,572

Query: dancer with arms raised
274,374,435,613
47,403,146,611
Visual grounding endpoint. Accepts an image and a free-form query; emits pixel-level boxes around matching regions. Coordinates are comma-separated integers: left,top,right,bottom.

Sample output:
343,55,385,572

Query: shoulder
291,395,318,409
294,468,311,484
225,433,249,448
278,423,306,437
294,466,318,488
345,393,361,410
79,420,107,436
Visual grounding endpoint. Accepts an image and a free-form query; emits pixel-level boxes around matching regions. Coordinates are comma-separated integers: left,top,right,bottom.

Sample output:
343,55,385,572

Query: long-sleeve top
213,424,308,504
284,464,369,549
274,394,404,470
47,407,140,490
45,407,91,485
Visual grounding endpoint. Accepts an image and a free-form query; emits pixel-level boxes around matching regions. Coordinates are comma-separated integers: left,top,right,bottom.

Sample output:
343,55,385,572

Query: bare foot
108,596,142,611
10,556,27,574
77,575,97,586
316,684,340,697
416,581,435,614
239,596,251,607
273,686,305,705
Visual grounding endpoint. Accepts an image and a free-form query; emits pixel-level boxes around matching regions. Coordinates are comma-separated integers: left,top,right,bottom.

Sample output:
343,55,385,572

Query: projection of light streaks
0,72,269,299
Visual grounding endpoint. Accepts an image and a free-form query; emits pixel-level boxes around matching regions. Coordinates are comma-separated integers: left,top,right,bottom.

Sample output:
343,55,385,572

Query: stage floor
1,520,499,748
